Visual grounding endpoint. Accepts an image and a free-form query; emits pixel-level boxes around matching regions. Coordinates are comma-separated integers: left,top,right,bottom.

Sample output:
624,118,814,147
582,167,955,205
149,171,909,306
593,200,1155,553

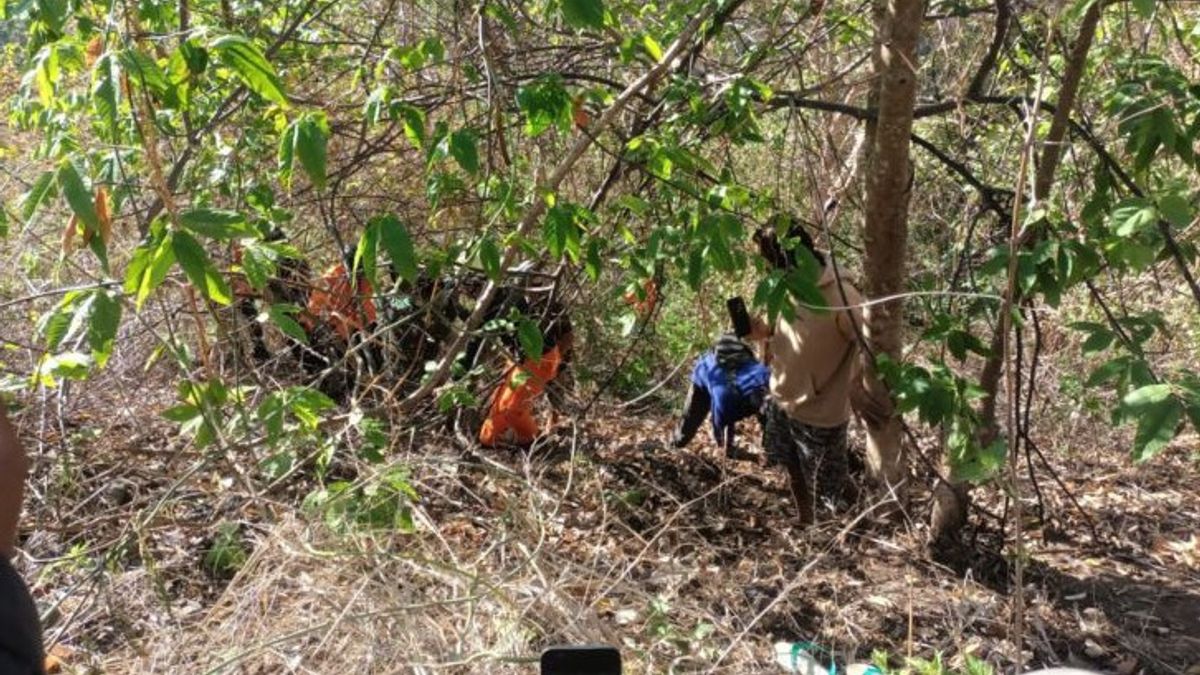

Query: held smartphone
540,645,622,675
726,296,752,338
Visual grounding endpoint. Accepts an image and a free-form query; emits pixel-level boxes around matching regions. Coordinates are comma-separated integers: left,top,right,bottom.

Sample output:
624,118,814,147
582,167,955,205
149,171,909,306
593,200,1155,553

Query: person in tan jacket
748,218,864,526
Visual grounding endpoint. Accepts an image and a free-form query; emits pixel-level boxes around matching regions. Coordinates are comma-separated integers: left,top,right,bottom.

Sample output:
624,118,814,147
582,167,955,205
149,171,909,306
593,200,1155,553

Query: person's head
753,214,824,269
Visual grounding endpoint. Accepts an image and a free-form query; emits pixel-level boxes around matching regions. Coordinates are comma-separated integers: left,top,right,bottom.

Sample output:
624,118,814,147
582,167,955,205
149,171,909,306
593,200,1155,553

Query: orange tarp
479,346,565,447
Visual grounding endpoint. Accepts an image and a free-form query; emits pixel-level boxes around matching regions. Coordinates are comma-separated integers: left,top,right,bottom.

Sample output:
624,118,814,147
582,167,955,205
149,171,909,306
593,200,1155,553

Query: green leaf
137,233,177,309
642,34,664,61
1081,328,1115,354
516,76,573,136
353,219,380,288
172,231,233,305
375,214,418,282
479,235,501,281
180,209,257,240
118,48,169,96
266,304,309,344
295,113,329,189
57,159,100,232
1132,0,1154,18
1110,198,1158,237
21,170,56,221
1123,383,1173,409
516,317,544,360
239,241,276,291
449,129,479,175
1131,395,1181,461
585,238,603,282
560,0,605,30
88,290,121,367
179,40,209,76
1157,193,1193,228
278,119,296,185
92,51,121,138
161,403,201,423
211,35,287,106
403,107,426,149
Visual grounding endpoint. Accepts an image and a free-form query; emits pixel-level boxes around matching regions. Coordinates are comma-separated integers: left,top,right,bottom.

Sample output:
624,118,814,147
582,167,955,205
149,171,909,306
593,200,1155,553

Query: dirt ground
12,391,1199,674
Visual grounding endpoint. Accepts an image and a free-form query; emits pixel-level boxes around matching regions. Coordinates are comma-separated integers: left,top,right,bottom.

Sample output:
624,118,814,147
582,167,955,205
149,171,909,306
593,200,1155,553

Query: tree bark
859,0,925,502
932,2,1104,547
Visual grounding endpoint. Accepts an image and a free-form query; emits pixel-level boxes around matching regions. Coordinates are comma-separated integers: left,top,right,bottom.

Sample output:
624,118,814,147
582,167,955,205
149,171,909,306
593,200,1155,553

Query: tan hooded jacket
767,265,864,428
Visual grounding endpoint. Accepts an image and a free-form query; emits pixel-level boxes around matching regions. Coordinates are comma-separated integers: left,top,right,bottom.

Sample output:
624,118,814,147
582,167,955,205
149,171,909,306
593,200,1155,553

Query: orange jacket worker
301,262,378,342
479,345,566,446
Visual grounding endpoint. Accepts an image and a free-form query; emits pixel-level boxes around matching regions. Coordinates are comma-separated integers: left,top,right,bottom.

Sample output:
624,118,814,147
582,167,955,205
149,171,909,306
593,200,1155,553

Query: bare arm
0,408,29,559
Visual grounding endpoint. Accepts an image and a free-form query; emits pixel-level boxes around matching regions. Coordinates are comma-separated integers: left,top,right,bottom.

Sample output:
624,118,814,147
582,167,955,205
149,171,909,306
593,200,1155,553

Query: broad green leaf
88,290,121,367
1110,198,1157,237
642,34,664,61
180,208,258,240
1132,0,1154,18
211,35,287,106
399,104,426,149
516,316,544,360
21,170,56,221
239,241,277,291
35,0,67,32
516,76,573,136
91,52,120,138
1123,383,1173,410
560,0,605,30
479,235,501,281
449,129,479,175
38,290,83,351
118,48,169,95
179,40,208,76
278,120,296,187
57,159,100,232
295,113,329,189
354,219,380,288
1157,193,1193,228
172,231,232,305
1129,394,1181,462
135,229,175,306
585,238,603,282
266,304,309,344
375,214,418,282
161,403,201,423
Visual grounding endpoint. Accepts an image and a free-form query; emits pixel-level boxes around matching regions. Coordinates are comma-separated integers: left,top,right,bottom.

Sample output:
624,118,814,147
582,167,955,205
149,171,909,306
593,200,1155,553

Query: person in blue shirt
672,334,771,458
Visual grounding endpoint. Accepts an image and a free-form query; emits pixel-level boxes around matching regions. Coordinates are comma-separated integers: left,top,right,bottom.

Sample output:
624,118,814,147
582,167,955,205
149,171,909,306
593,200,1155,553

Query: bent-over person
749,218,864,526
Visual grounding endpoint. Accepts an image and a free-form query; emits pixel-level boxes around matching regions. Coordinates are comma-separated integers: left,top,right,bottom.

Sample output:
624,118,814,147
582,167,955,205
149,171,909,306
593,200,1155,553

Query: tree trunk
932,2,1104,547
859,0,925,503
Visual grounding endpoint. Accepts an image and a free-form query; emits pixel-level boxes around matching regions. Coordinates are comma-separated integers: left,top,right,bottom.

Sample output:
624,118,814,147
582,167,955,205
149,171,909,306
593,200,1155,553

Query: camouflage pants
762,400,850,513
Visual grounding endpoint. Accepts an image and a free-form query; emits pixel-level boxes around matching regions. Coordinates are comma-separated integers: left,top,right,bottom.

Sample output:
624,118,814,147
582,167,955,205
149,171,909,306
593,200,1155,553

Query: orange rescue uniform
301,263,378,341
624,278,658,317
479,345,565,446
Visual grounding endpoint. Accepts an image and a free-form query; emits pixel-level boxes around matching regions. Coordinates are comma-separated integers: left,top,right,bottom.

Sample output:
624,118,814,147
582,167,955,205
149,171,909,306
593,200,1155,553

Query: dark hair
754,214,825,269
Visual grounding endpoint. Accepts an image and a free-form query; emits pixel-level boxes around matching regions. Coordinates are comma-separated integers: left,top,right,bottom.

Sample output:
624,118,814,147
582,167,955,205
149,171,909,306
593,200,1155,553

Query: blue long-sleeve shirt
691,352,770,447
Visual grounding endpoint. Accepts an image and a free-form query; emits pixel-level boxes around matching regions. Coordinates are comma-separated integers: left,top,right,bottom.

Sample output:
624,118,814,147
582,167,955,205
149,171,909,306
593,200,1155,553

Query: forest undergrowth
7,333,1198,674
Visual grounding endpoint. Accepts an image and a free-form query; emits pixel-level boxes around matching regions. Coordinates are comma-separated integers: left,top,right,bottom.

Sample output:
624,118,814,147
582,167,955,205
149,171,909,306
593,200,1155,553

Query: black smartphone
540,645,622,675
726,296,752,337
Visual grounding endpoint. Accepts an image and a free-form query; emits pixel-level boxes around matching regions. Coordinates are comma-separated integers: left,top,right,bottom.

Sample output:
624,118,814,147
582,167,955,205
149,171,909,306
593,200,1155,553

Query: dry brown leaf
95,186,112,246
572,96,589,129
61,213,79,257
85,36,103,67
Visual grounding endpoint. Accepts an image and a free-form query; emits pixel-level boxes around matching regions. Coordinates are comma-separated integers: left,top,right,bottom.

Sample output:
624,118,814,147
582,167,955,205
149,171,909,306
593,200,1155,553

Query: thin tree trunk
859,0,925,501
933,2,1104,546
